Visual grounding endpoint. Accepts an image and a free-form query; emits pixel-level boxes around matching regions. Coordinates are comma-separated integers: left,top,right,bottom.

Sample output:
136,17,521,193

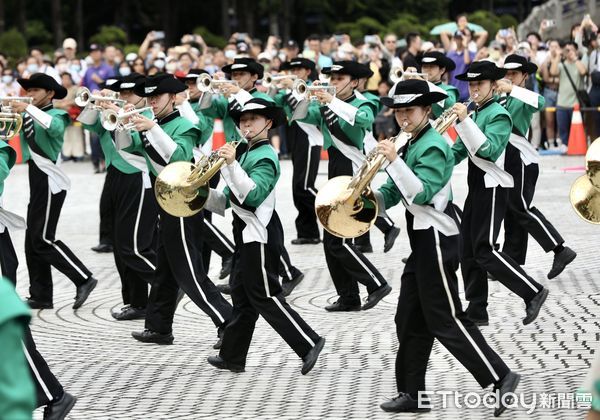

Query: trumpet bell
569,175,600,224
75,87,91,107
100,109,119,131
315,175,378,238
154,161,210,217
587,136,600,189
196,74,212,92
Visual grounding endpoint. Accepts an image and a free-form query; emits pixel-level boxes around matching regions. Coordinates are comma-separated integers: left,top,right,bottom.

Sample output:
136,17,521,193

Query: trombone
570,137,600,224
75,87,126,108
292,79,336,101
262,74,297,88
196,73,238,94
100,107,154,131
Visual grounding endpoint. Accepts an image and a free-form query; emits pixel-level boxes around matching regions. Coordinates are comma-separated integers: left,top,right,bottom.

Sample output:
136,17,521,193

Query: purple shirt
447,50,476,102
81,62,116,92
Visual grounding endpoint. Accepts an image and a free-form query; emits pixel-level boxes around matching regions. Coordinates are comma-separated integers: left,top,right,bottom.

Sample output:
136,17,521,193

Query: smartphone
153,31,165,40
237,32,248,41
364,35,378,45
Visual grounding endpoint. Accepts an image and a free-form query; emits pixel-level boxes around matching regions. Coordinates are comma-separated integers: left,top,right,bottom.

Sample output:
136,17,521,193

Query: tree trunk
17,0,26,33
221,0,231,39
51,0,63,48
0,0,5,33
282,0,293,42
268,0,279,37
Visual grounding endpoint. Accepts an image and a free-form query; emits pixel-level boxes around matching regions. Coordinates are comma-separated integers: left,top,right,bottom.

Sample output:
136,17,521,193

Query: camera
364,35,378,45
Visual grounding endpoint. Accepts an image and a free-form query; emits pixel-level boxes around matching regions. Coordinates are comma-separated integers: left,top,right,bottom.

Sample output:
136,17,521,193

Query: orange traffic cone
8,134,22,164
567,104,587,155
211,119,225,150
320,147,328,160
446,125,458,142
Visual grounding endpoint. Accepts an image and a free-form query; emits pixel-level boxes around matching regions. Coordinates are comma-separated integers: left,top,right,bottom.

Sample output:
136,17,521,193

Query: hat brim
455,68,507,81
17,77,67,99
222,63,264,79
504,62,538,74
230,106,286,129
380,91,448,109
133,81,187,97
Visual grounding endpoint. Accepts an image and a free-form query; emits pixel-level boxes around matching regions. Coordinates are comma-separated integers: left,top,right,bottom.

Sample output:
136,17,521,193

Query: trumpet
570,137,600,224
154,131,249,217
401,71,428,81
0,96,33,104
196,73,239,94
389,66,404,83
292,79,337,101
100,106,154,131
262,74,297,88
75,87,126,108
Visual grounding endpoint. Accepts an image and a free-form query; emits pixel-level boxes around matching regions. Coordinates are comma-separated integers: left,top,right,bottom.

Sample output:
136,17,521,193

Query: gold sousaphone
569,137,600,224
0,97,33,140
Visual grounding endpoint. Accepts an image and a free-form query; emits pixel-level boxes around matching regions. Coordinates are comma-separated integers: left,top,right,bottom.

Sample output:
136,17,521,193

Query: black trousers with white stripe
2,257,63,407
145,207,232,334
26,161,92,303
354,216,396,248
219,212,321,367
324,147,388,305
461,162,543,319
98,173,113,246
287,123,321,239
105,167,157,309
200,211,234,272
396,205,510,395
502,144,563,265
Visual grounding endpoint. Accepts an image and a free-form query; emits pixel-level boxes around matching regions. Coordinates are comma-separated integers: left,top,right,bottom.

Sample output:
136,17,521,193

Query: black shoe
362,284,392,310
466,307,489,326
91,243,113,253
383,227,401,253
291,237,320,245
111,306,146,321
26,298,53,309
131,329,174,344
547,247,577,279
219,256,233,279
207,355,245,372
213,325,226,349
380,392,430,413
217,283,231,295
73,277,98,309
301,337,325,375
493,371,521,417
324,300,361,312
523,287,548,325
282,272,305,297
401,257,408,264
355,244,373,253
470,318,490,327
43,391,77,420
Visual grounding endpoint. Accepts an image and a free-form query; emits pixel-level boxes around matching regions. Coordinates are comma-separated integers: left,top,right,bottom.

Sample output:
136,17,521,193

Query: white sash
329,134,365,174
509,132,539,165
296,121,324,147
405,183,459,236
0,196,26,233
116,150,151,188
29,149,71,194
469,152,514,188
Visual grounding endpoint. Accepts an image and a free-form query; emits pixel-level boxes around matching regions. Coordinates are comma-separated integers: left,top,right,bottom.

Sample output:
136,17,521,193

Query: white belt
29,149,70,194
509,132,539,165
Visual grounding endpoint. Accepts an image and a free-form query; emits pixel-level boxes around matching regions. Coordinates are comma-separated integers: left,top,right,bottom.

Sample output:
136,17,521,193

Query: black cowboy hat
133,73,187,97
455,61,507,81
419,51,456,72
380,79,448,109
503,54,538,74
230,98,286,128
17,73,67,99
321,61,370,79
280,57,316,71
103,73,146,92
175,68,209,82
221,58,264,79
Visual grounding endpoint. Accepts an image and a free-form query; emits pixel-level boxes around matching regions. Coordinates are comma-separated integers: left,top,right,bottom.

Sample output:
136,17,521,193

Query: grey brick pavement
5,155,598,419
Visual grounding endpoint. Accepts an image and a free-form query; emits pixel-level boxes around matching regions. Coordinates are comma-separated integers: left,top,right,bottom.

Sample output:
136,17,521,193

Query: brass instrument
569,137,600,224
154,131,248,217
262,74,297,88
389,66,404,83
0,97,32,140
292,79,336,101
314,101,465,238
196,73,239,94
401,71,428,81
75,87,125,108
100,107,154,131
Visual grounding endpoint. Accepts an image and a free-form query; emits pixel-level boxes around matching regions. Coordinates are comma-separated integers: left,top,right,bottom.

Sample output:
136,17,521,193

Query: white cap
63,38,77,50
125,52,138,62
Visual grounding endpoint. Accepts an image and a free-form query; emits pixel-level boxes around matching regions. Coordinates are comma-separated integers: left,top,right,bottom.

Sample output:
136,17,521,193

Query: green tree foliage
335,17,386,42
25,20,52,47
192,26,227,50
468,10,518,38
89,26,128,48
0,29,28,64
386,13,429,40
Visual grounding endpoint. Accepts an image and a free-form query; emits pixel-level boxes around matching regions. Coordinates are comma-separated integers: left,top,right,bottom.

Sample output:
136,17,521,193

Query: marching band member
375,79,519,417
204,98,325,374
0,138,76,420
418,51,459,118
176,69,235,280
77,73,158,321
450,61,548,326
114,73,232,346
273,58,323,245
297,61,391,311
11,73,97,310
497,54,576,278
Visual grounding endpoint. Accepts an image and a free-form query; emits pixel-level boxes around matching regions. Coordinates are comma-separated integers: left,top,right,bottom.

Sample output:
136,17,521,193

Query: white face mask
27,63,39,73
70,64,81,73
1,75,12,84
154,59,165,69
119,67,131,76
225,50,236,59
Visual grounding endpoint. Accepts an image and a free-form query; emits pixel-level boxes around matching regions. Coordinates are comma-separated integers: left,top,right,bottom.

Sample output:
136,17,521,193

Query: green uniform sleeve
411,147,450,205
297,102,323,126
0,320,36,420
47,113,68,139
0,149,11,185
451,138,468,165
122,131,144,154
473,113,511,161
378,177,403,210
242,159,278,208
169,128,195,163
201,95,228,119
351,103,375,130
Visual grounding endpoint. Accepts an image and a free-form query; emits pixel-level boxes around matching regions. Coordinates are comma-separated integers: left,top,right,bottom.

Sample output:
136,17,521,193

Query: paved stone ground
5,154,598,419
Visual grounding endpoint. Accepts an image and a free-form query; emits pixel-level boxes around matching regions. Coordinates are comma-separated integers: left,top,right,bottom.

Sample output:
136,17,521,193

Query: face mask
27,63,39,73
165,62,177,73
225,50,236,59
1,75,12,84
154,59,165,69
119,67,131,76
70,64,81,73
